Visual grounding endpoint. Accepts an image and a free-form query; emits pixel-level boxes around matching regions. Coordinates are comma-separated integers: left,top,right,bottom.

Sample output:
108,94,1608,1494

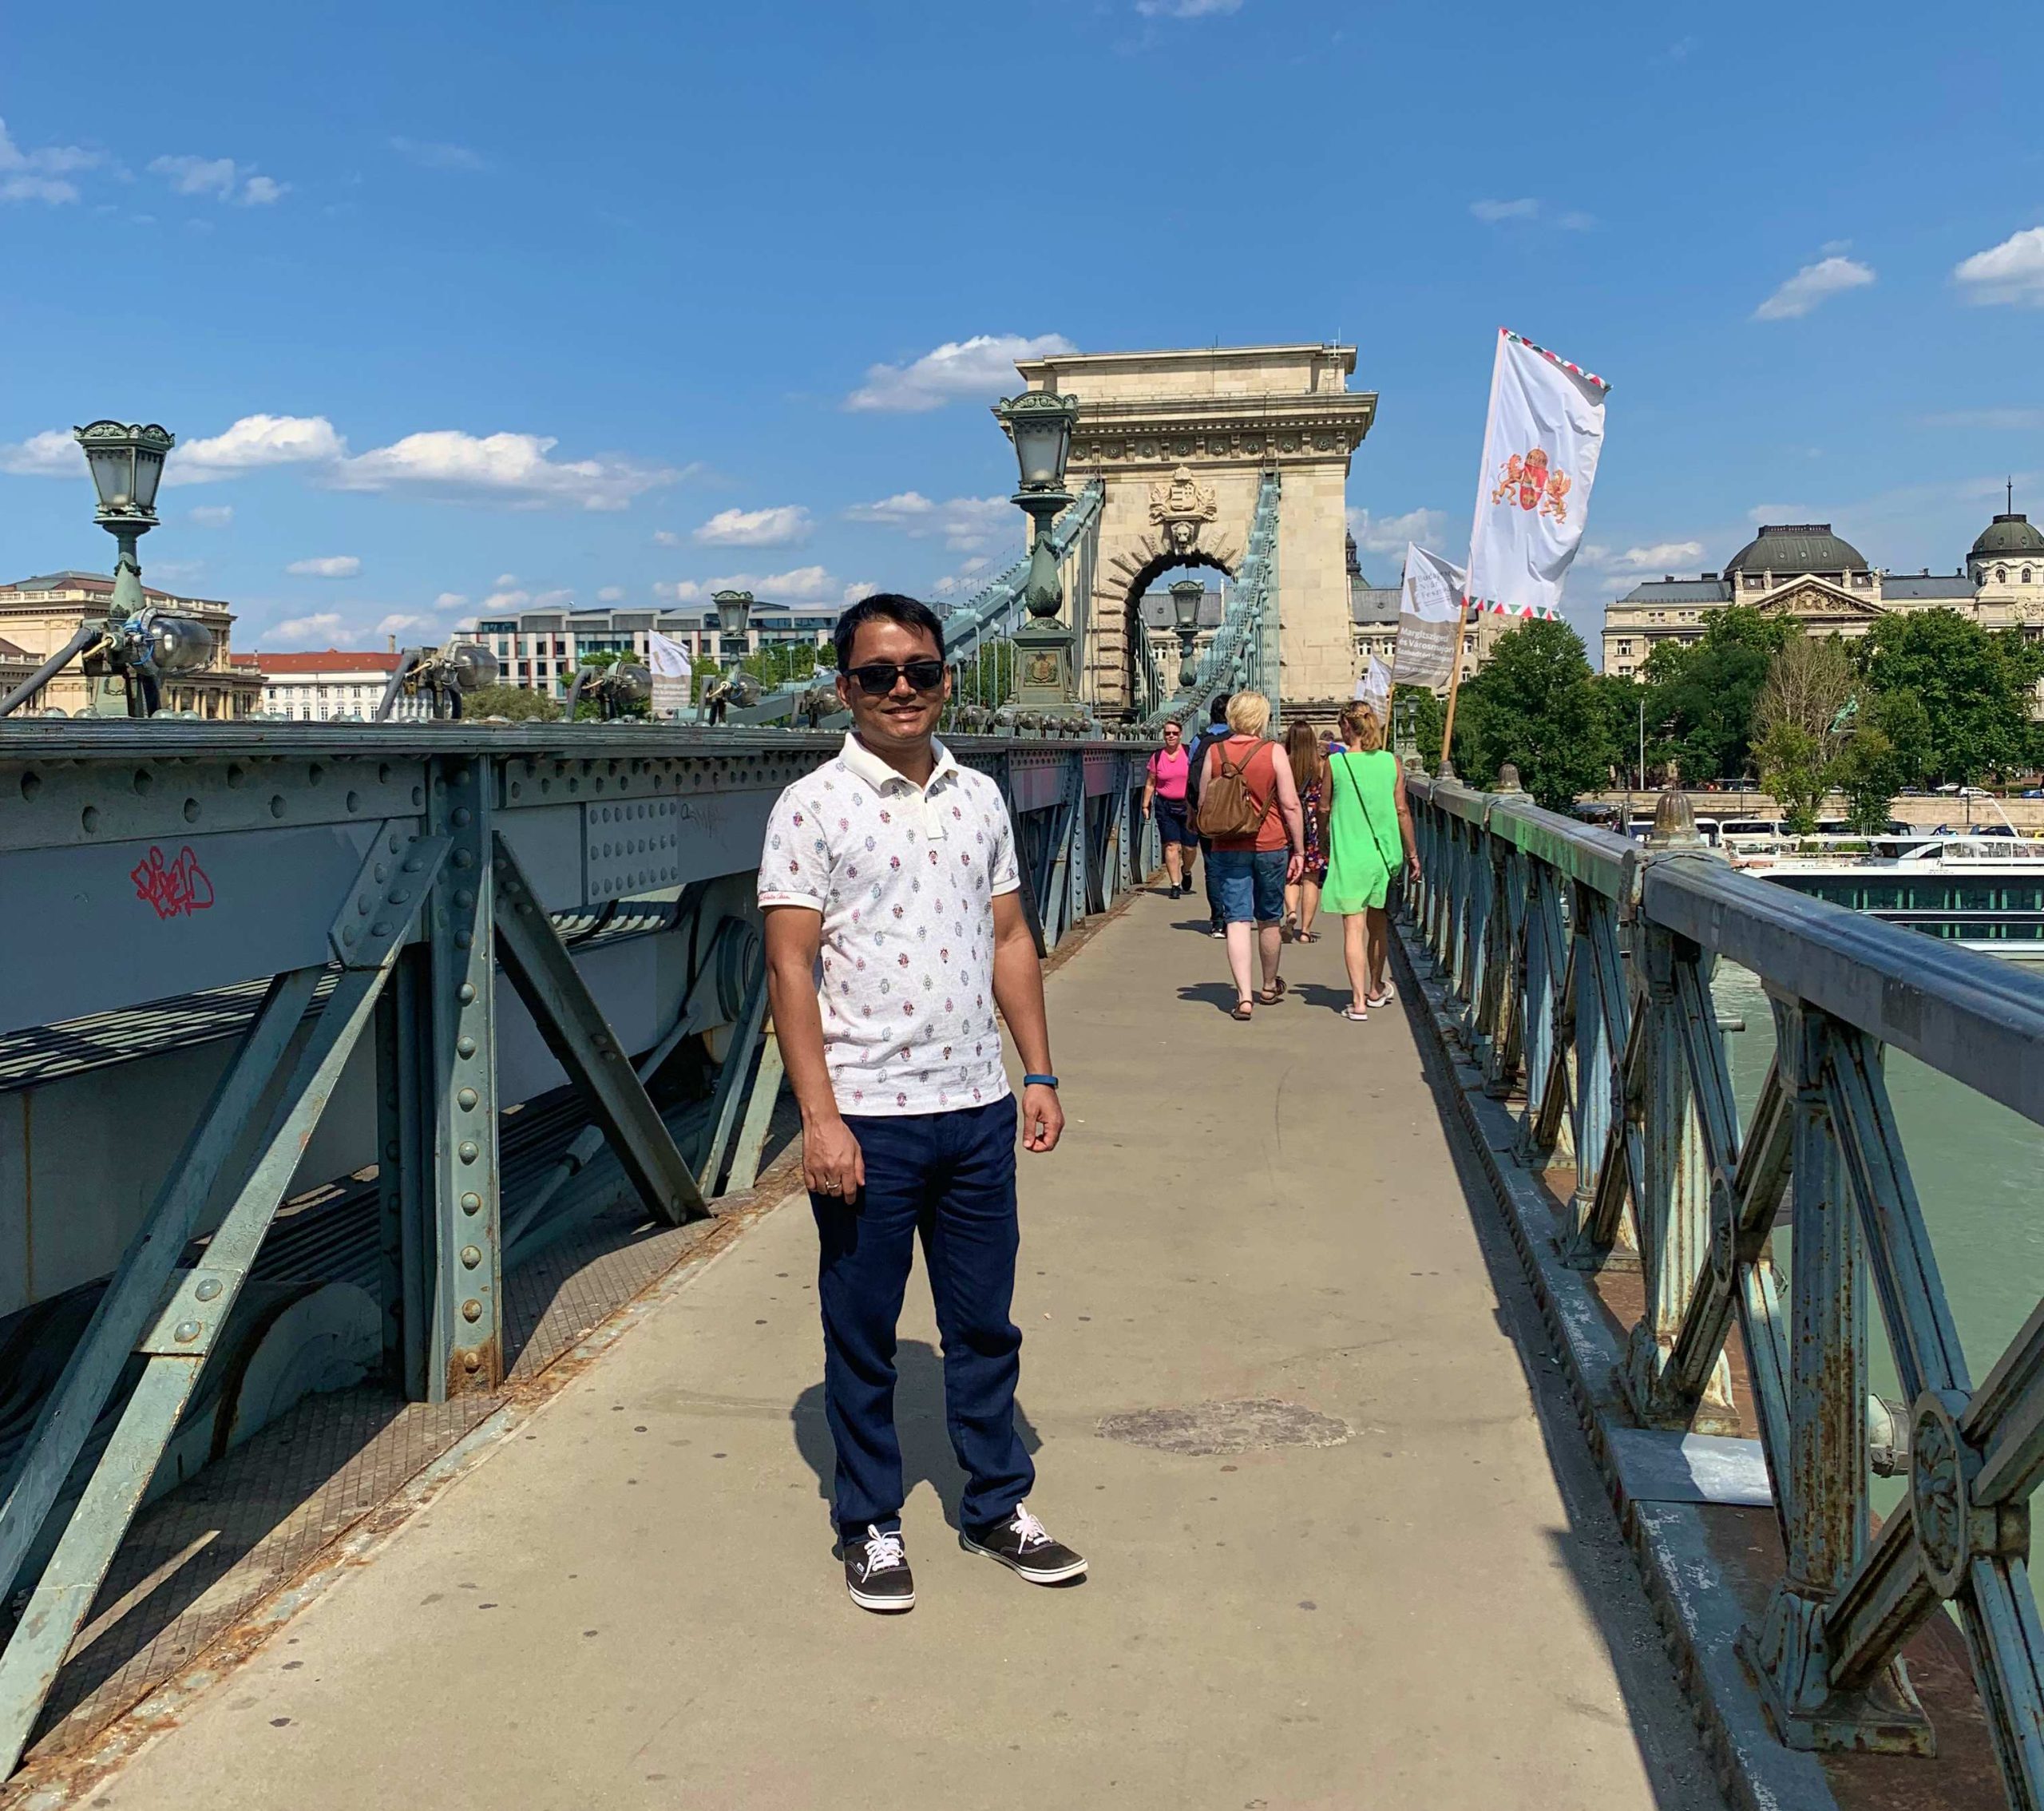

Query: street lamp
699,588,755,724
992,390,1081,709
1170,578,1204,692
1,420,228,719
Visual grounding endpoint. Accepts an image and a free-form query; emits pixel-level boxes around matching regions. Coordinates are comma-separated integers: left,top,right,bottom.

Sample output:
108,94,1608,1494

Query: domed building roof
1723,523,1869,577
1970,513,2044,558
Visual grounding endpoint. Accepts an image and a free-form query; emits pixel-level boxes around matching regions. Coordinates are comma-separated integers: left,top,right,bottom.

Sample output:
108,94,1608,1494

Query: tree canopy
1636,606,1788,783
1858,609,2040,785
1450,617,1614,809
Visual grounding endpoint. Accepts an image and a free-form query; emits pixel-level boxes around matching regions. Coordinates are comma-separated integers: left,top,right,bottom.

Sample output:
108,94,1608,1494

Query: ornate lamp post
1170,577,1204,696
992,390,1080,709
699,588,755,723
1,420,222,719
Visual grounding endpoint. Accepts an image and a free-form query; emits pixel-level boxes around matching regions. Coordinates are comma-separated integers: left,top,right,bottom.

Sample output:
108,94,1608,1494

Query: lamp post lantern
992,390,1081,710
1169,577,1204,693
699,588,756,724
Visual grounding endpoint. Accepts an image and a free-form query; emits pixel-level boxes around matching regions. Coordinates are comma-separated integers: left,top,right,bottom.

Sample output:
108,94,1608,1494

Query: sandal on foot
1342,1005,1369,1021
1231,1000,1254,1021
1365,984,1396,1008
1256,977,1288,1005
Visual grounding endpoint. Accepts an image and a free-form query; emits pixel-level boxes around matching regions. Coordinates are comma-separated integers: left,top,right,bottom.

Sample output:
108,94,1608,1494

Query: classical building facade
1014,343,1377,715
241,650,418,721
0,571,262,717
1602,513,2044,678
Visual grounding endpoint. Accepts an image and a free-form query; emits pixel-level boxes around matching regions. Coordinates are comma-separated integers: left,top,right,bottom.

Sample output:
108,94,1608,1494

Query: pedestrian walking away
1321,703,1420,1020
1140,718,1197,898
1183,692,1233,937
1194,689,1305,1021
1282,719,1329,943
760,592,1087,1612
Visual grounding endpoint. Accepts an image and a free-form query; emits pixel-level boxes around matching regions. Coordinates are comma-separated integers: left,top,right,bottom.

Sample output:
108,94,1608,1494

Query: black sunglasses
845,658,947,698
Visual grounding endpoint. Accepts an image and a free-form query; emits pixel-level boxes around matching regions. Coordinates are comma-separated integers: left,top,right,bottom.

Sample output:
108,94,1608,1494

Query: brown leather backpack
1195,740,1277,840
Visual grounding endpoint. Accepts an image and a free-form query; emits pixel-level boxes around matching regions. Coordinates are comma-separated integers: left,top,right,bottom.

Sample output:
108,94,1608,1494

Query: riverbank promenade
77,892,1714,1811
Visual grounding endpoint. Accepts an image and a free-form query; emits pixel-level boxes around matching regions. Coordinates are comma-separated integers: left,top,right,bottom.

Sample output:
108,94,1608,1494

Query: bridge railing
1405,770,2044,1809
0,719,1155,1776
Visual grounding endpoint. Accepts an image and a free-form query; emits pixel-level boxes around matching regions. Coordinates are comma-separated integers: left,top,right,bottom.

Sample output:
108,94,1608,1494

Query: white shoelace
862,1526,906,1575
1009,1504,1051,1550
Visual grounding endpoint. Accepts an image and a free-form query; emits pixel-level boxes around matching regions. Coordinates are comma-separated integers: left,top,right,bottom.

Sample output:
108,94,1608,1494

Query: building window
2026,568,2034,585
1998,567,2009,585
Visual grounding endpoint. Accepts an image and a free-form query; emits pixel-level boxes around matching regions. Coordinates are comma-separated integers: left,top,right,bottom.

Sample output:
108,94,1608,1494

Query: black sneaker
842,1524,915,1611
960,1503,1087,1584
1168,882,1183,899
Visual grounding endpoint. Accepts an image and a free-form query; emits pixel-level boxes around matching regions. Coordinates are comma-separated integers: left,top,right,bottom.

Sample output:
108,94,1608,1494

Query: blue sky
3,0,2042,664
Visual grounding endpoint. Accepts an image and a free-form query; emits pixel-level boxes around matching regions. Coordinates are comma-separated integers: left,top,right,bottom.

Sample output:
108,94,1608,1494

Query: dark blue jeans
811,1096,1033,1536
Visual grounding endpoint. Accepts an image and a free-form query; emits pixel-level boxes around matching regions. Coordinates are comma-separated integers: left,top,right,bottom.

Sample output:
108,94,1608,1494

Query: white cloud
493,573,518,587
270,612,347,648
1753,255,1875,321
1954,227,2044,307
434,592,469,608
846,333,1076,412
482,588,530,612
1135,0,1241,14
845,491,1015,553
1347,506,1447,555
694,503,812,546
1594,541,1706,575
172,414,347,481
287,555,362,578
0,117,106,204
188,504,234,528
329,429,672,510
531,588,574,608
931,557,994,597
652,529,683,547
661,565,860,605
1745,503,1808,525
375,612,438,638
0,429,82,475
5,412,675,513
389,137,488,173
149,153,286,207
597,585,626,602
842,581,879,605
1470,197,1594,230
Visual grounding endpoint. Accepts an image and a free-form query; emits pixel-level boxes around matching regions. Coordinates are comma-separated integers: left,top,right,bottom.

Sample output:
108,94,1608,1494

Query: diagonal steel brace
489,831,706,1226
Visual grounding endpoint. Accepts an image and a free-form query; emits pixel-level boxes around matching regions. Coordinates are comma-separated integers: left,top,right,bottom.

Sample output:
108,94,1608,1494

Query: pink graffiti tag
131,845,216,920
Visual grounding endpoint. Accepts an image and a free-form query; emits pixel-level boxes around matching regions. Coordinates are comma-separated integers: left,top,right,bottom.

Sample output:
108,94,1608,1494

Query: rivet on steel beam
458,1139,479,1163
455,889,474,909
391,889,410,905
453,850,474,870
340,924,358,945
457,1087,478,1109
461,1191,482,1215
458,983,476,1003
452,807,473,827
195,1278,223,1302
457,1035,477,1057
402,856,422,873
374,862,390,883
455,930,472,949
460,1245,482,1269
371,919,392,937
173,1320,200,1344
463,1350,481,1373
461,1298,483,1323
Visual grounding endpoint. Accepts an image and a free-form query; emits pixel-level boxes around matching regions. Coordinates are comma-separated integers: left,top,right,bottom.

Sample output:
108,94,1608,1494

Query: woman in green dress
1322,703,1420,1019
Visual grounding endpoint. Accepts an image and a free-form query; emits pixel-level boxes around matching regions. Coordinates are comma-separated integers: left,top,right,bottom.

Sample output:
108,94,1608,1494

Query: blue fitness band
1023,1074,1059,1089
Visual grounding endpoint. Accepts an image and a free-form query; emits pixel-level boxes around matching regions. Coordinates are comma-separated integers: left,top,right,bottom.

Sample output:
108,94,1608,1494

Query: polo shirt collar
840,731,957,795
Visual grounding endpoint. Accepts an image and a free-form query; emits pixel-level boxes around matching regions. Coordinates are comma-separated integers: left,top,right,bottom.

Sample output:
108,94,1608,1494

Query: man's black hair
1208,692,1230,725
834,592,945,672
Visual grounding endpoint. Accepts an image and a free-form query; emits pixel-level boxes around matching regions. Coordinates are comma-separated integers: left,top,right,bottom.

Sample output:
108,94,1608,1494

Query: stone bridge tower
1013,343,1377,717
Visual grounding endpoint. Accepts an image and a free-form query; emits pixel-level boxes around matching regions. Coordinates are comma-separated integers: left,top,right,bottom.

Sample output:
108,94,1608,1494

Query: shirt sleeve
986,791,1022,898
757,783,830,911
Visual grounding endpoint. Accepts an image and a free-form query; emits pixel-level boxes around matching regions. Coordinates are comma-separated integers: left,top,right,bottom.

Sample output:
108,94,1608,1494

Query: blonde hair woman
1322,704,1419,1019
1199,690,1305,1020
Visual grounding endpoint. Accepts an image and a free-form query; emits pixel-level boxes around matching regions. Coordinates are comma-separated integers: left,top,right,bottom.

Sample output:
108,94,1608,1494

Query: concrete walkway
97,890,1719,1811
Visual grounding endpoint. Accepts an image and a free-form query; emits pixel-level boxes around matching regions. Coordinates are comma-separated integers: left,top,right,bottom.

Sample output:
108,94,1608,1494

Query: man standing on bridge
759,592,1087,1613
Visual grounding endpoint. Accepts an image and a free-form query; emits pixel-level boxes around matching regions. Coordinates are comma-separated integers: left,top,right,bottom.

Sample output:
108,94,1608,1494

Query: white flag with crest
1464,329,1609,620
648,631,692,717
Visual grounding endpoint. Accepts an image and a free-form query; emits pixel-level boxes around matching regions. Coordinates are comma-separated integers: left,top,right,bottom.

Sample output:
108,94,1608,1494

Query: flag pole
1436,596,1472,779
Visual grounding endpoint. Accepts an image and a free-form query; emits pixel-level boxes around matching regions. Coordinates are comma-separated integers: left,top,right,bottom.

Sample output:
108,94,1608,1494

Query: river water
1710,961,2044,1407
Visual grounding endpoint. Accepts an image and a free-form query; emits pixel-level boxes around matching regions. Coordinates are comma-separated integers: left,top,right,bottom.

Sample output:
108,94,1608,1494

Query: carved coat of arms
1490,447,1571,523
1150,463,1219,553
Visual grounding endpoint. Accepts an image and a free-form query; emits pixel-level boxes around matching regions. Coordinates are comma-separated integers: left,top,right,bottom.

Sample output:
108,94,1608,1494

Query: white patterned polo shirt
758,733,1021,1116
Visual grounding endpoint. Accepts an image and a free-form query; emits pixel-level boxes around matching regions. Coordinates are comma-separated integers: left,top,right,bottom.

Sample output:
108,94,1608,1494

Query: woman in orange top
1200,690,1305,1021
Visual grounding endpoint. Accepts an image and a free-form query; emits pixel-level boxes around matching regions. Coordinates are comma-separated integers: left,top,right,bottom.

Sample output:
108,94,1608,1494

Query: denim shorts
1208,846,1287,924
1154,797,1196,847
